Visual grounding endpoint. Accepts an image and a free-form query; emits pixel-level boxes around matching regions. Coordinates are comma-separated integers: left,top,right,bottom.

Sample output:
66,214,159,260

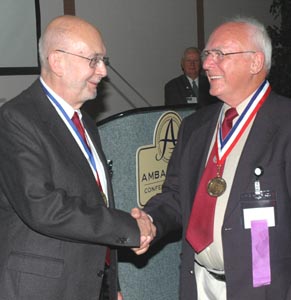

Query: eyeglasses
201,49,256,62
55,49,109,68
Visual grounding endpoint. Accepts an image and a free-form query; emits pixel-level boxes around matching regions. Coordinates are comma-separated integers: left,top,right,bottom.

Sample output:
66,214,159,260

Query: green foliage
267,0,291,97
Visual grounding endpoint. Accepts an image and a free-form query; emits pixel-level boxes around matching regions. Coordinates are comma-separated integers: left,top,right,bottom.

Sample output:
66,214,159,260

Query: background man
164,46,218,107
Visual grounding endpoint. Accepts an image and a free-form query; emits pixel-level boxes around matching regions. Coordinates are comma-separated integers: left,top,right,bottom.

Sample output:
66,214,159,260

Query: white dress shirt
40,77,109,201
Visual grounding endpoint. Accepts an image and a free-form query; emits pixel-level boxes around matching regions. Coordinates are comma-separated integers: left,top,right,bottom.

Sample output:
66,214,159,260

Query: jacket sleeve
0,101,140,248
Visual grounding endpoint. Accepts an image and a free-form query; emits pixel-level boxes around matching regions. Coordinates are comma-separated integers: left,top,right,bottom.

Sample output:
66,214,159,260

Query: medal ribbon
216,80,271,166
41,84,112,266
41,83,97,174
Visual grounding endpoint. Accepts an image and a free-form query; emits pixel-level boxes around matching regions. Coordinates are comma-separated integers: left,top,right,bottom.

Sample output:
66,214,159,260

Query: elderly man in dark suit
164,46,218,107
0,15,155,300
133,16,291,300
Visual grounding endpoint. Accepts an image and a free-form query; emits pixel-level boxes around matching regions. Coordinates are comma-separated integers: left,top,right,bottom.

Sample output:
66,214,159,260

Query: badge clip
254,167,263,196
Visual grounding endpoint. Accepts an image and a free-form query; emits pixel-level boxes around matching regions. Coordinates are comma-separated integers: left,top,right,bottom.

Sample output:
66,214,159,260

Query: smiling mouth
209,75,223,80
89,80,99,87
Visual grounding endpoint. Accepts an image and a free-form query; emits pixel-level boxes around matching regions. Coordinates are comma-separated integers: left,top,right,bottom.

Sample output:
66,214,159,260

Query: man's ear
47,51,64,77
250,51,265,74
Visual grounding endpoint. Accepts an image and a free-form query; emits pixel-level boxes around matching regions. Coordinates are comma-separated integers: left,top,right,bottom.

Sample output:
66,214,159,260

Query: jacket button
118,237,128,244
97,270,104,277
189,270,194,275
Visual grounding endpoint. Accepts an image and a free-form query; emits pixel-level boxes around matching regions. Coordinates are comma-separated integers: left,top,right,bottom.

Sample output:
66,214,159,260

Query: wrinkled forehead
185,51,200,59
206,22,252,50
69,26,106,55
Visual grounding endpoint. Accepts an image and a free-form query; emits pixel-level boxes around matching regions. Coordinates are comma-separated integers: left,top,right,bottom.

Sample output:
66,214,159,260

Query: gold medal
101,191,109,206
207,177,227,197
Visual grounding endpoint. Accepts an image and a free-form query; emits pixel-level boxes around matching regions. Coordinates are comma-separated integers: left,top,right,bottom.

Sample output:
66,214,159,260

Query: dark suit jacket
164,74,219,107
0,79,140,300
144,91,291,299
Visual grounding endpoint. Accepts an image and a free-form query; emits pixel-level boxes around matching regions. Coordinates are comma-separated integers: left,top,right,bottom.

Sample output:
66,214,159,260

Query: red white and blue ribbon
216,80,271,165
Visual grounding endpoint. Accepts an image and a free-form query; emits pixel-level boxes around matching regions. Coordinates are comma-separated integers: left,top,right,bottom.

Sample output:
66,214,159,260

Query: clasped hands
131,207,156,255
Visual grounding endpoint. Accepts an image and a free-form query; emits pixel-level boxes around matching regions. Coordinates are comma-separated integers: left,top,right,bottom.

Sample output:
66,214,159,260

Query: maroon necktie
72,112,106,193
71,112,111,265
72,112,89,148
186,108,238,253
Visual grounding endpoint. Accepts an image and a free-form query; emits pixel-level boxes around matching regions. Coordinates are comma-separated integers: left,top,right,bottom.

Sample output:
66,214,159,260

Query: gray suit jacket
0,79,140,300
145,91,291,300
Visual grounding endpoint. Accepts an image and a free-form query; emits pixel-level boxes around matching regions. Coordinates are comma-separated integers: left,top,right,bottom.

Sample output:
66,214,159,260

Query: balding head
39,15,105,69
38,15,107,108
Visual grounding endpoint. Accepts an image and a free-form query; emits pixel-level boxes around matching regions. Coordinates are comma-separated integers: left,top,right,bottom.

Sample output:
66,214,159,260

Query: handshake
130,208,157,255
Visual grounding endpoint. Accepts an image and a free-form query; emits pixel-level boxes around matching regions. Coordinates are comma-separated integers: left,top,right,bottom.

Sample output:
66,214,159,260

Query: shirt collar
186,75,198,86
40,77,80,119
221,88,258,117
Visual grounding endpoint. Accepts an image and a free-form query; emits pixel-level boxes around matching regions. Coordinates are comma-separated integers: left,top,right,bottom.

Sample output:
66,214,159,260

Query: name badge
186,96,197,104
243,207,275,229
241,191,277,229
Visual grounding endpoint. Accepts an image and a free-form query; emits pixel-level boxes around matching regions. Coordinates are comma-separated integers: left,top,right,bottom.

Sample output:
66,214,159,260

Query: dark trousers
99,265,110,300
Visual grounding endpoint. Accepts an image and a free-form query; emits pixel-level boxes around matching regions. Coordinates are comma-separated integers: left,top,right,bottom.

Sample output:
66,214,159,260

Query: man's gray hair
229,16,272,72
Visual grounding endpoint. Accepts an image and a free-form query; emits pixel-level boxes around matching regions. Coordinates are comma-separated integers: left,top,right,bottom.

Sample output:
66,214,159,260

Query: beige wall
204,0,276,41
0,0,63,108
0,0,277,121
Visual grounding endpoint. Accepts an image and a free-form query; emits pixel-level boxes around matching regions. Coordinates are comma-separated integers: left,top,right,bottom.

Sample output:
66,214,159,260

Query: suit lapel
82,112,115,207
31,80,99,188
181,75,192,95
224,93,280,220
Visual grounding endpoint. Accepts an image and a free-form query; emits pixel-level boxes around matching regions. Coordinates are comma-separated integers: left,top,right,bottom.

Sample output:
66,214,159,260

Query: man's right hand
130,207,156,255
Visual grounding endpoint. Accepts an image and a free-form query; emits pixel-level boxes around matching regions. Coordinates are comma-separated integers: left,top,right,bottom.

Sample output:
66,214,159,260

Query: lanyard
216,80,271,165
41,84,97,173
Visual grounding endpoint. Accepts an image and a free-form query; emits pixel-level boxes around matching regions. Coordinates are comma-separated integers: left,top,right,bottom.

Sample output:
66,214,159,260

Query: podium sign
136,111,182,207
